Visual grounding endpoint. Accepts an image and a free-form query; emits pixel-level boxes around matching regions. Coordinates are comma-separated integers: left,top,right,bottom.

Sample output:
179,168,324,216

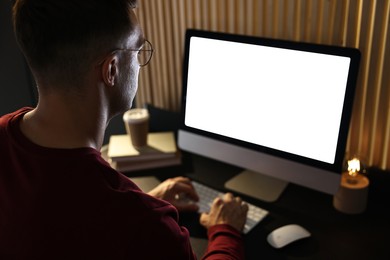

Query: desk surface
126,153,390,260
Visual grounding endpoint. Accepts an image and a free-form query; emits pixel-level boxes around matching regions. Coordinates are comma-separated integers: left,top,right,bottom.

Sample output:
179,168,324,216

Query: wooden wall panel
134,0,390,170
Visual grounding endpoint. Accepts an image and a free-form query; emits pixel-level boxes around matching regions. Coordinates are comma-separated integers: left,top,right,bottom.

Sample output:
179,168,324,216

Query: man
0,0,248,259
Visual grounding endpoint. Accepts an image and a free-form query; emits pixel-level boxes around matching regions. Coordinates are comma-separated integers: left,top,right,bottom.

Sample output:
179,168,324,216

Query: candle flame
347,158,360,177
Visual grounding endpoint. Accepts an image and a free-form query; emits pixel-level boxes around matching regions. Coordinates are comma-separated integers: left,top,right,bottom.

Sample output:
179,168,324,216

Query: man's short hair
13,0,138,88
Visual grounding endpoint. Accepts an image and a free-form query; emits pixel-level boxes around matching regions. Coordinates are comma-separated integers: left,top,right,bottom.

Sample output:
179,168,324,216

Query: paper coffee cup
123,108,149,148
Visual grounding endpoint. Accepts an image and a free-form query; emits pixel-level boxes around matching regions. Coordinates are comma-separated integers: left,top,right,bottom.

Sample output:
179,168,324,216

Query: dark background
0,0,126,144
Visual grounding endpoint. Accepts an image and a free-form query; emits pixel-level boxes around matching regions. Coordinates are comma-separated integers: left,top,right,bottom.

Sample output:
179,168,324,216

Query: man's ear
101,54,119,87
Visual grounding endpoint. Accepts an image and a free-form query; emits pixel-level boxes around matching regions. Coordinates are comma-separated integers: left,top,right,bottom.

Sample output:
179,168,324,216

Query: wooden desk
125,153,390,260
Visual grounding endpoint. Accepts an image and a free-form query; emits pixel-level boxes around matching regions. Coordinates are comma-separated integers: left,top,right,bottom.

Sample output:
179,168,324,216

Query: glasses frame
97,39,154,67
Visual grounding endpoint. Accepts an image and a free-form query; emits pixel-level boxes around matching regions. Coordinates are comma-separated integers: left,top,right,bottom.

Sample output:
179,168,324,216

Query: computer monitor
178,29,360,202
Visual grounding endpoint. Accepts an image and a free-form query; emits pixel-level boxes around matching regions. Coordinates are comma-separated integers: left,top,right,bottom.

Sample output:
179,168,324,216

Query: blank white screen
185,37,351,164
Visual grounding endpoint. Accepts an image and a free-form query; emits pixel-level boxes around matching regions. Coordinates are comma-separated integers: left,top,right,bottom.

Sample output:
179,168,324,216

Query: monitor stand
224,170,288,202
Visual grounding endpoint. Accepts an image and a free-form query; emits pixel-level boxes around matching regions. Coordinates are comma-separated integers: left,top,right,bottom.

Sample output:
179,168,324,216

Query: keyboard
191,180,269,234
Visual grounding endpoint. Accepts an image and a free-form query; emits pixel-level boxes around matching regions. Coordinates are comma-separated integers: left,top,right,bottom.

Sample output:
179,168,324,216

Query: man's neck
20,94,107,150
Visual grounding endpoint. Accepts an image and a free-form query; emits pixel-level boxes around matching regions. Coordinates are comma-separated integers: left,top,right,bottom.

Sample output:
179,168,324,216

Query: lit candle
347,158,360,177
334,157,369,214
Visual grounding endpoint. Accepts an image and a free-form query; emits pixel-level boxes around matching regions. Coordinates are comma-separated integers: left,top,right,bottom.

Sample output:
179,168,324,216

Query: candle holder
333,156,369,214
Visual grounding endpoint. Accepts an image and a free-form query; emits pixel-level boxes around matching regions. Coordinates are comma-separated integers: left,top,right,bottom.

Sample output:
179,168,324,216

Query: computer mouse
267,224,311,249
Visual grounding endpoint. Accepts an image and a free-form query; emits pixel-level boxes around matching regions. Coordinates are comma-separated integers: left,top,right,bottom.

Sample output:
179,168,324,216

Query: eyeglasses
97,39,154,67
116,39,154,67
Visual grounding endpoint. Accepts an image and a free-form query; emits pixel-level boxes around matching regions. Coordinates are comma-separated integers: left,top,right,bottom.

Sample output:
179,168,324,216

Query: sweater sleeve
201,224,245,260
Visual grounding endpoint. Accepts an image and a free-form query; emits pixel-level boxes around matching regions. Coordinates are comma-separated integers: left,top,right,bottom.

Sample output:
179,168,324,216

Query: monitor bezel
180,29,361,175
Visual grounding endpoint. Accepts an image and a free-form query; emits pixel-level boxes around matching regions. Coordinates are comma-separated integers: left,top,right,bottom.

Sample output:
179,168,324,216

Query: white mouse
267,224,311,249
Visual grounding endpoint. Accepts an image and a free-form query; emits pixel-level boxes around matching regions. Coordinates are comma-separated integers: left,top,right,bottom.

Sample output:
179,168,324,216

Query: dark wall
0,0,36,115
0,1,125,144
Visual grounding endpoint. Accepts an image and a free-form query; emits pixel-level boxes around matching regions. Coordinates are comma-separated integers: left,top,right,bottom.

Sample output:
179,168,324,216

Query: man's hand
200,193,249,232
148,176,199,212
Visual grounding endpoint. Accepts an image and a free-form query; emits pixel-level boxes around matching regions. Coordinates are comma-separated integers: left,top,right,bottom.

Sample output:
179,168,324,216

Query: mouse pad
129,176,161,192
190,237,208,258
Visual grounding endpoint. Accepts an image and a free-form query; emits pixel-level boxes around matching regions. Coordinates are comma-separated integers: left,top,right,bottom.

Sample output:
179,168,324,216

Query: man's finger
200,212,209,226
173,182,199,201
176,202,199,212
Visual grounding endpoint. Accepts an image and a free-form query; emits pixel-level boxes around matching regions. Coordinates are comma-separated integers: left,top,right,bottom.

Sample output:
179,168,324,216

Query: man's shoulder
0,107,32,125
86,162,175,213
115,173,175,212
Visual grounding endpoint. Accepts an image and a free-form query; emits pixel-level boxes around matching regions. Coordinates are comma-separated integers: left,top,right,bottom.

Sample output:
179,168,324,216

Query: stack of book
107,131,181,172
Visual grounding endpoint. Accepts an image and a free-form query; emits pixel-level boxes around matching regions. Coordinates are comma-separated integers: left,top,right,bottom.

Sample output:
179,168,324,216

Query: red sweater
0,108,244,259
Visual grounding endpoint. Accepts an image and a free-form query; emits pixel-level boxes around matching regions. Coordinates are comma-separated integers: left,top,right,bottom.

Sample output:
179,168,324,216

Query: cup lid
123,108,149,122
